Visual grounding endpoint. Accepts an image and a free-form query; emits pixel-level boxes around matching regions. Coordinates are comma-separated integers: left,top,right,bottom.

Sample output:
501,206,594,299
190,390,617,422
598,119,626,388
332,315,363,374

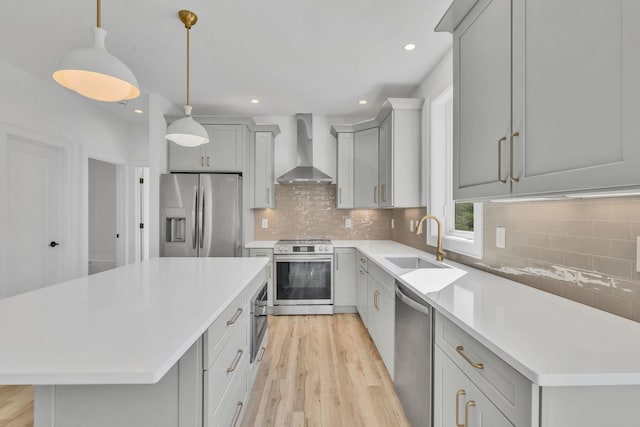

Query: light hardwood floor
242,314,411,427
0,385,33,427
0,315,408,427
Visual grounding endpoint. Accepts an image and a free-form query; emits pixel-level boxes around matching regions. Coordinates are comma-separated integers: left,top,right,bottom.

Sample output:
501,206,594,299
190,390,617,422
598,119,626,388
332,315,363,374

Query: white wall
410,49,453,206
0,59,146,288
254,115,365,183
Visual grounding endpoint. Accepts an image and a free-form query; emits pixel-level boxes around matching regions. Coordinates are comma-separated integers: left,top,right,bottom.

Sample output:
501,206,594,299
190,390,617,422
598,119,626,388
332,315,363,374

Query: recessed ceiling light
250,99,260,104
359,100,367,105
404,43,416,51
133,109,144,114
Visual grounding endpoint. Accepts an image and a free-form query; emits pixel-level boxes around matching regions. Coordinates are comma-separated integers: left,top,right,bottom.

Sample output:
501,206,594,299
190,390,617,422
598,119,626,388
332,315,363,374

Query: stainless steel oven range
273,239,334,315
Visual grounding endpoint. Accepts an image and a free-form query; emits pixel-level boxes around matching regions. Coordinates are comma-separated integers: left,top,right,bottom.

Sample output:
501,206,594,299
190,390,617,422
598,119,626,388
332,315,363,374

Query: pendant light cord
97,0,101,28
186,25,190,106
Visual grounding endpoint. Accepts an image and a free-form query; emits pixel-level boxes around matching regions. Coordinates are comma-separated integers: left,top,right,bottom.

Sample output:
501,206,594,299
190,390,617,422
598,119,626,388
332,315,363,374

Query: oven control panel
274,241,334,254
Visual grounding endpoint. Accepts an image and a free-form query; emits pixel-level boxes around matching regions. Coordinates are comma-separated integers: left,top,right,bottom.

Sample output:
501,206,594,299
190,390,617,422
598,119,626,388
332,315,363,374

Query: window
428,83,483,259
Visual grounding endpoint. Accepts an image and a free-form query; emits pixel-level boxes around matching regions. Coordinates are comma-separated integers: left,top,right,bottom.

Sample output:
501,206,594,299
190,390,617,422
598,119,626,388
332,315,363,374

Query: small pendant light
53,0,140,102
165,10,209,148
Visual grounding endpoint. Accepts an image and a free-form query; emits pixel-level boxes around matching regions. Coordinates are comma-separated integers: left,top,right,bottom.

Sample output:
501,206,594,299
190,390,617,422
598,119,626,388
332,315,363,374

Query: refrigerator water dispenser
164,208,186,243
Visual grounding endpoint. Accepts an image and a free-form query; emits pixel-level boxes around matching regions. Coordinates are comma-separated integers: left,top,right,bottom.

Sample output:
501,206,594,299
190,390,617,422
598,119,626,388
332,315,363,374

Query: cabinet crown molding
435,0,479,33
165,115,280,136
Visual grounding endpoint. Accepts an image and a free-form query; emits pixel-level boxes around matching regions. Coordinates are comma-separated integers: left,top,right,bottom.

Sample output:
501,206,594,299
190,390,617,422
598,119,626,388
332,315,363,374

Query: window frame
428,82,483,259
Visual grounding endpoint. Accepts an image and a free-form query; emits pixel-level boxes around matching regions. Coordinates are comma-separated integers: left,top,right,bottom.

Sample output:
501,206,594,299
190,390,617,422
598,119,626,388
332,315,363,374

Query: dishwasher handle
395,285,430,316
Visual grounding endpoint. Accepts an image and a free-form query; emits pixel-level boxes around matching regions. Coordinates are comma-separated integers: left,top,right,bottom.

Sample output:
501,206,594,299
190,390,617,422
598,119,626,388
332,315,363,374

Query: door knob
49,241,60,248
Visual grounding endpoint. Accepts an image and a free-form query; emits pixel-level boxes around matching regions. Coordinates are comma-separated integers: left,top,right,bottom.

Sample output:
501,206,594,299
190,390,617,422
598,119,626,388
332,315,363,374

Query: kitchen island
0,257,269,427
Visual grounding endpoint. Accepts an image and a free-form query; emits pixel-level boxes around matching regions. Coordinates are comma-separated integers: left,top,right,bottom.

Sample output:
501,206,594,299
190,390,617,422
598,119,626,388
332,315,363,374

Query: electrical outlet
345,218,352,229
636,237,640,272
409,220,414,232
391,218,395,229
261,218,269,229
496,227,506,249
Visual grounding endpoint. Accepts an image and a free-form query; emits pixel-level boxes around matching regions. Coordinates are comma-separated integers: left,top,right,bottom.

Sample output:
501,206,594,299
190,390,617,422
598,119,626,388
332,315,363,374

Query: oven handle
274,255,334,262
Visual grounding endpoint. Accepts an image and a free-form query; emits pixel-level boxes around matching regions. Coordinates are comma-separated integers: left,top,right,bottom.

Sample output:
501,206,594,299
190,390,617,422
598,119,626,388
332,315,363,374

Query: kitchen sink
385,256,449,270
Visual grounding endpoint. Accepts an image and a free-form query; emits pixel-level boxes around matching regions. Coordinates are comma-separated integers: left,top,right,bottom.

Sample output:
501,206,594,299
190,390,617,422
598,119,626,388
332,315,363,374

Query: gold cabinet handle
381,183,386,202
227,349,243,373
257,347,266,362
231,401,244,427
464,400,476,427
339,187,342,205
360,258,366,263
497,136,507,183
510,132,520,183
456,345,484,369
359,269,365,275
266,187,270,204
456,390,466,427
226,308,243,326
336,253,340,270
206,156,210,167
374,186,378,204
374,290,380,310
201,156,205,167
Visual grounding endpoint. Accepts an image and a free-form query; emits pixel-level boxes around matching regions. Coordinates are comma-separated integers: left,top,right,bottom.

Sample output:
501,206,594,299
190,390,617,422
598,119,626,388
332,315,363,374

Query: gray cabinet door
336,133,355,209
354,127,379,208
203,125,244,172
334,248,356,306
453,0,513,200
511,0,640,195
254,132,274,208
378,114,393,207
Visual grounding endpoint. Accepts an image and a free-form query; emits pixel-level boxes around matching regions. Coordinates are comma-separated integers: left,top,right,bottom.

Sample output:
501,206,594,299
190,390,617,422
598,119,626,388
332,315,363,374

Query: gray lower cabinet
356,252,368,326
248,249,273,306
448,0,640,200
434,346,512,427
334,248,356,311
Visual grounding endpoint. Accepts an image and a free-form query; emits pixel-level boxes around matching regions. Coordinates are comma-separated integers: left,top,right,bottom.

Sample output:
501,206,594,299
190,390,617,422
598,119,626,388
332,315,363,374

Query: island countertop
0,257,268,385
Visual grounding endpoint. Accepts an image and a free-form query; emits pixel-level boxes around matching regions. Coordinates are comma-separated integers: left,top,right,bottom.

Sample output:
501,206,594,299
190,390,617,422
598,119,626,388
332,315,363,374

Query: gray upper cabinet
354,127,380,208
446,0,640,201
169,124,245,172
254,131,274,208
335,132,355,209
376,99,423,208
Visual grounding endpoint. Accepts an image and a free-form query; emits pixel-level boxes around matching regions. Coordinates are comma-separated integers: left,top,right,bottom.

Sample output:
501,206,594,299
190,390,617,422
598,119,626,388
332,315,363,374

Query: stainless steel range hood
277,113,333,184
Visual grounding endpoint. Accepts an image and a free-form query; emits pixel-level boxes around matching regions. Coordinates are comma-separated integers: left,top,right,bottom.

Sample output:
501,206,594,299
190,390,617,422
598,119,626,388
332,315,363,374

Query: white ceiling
2,0,452,120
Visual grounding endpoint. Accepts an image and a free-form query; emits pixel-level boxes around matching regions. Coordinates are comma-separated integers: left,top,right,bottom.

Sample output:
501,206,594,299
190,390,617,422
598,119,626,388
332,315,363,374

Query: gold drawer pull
373,186,378,204
497,136,507,183
227,349,243,373
456,390,466,427
257,347,266,362
226,308,243,326
456,345,484,369
231,401,244,427
464,400,476,427
510,132,520,183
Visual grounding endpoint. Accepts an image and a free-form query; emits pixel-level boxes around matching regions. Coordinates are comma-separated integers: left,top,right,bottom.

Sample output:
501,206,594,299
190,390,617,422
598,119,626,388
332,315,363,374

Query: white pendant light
52,0,140,102
165,10,209,147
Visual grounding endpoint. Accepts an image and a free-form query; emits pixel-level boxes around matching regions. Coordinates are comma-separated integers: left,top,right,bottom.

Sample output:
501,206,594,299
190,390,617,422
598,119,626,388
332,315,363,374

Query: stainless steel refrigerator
160,173,242,257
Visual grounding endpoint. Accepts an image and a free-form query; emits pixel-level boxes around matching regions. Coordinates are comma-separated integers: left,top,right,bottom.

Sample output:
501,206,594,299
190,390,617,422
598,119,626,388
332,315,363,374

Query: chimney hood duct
277,113,333,184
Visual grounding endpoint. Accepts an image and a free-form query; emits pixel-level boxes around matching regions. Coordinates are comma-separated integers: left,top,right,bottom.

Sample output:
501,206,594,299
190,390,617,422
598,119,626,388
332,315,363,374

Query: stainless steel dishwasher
394,280,432,427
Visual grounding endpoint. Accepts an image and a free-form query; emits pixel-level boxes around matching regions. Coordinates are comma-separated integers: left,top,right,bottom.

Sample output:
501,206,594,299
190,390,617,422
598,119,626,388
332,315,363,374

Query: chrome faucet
415,215,446,261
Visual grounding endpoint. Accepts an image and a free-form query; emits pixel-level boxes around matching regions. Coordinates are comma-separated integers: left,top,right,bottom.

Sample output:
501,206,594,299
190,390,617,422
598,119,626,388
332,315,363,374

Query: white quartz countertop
0,257,268,385
332,240,640,387
245,240,277,249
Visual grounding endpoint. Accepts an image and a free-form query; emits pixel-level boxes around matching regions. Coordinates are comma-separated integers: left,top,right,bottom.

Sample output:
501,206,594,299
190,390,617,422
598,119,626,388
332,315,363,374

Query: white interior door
5,136,63,297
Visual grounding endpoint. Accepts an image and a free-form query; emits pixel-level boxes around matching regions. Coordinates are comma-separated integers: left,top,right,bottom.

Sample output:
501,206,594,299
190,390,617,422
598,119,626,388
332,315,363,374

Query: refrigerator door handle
192,187,198,250
200,186,205,249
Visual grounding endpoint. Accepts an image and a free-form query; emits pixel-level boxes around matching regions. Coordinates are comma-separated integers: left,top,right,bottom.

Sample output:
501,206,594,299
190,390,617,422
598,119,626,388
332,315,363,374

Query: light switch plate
391,218,395,229
409,220,414,232
261,218,269,229
345,218,352,229
496,227,506,249
636,237,640,272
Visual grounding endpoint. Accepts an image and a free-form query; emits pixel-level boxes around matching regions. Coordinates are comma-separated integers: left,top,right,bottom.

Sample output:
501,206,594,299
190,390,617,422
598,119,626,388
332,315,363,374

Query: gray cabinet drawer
435,312,531,426
204,290,247,367
357,252,368,272
204,312,248,418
